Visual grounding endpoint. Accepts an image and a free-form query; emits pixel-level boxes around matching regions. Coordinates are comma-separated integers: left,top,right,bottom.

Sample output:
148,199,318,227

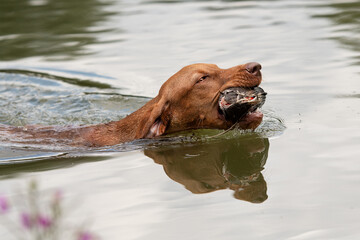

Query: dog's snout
245,62,262,76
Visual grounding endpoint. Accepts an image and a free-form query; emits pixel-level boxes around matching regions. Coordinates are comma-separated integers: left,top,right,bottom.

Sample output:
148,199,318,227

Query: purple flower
37,215,52,228
0,196,9,214
78,231,95,240
21,212,33,229
53,190,62,204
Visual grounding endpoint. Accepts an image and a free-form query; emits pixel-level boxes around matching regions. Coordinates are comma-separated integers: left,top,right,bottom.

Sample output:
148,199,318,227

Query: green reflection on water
0,153,112,179
0,69,113,89
312,1,360,65
0,0,115,61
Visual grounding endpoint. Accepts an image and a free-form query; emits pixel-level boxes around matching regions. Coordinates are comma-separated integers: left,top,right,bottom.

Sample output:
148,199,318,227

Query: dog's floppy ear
137,98,170,139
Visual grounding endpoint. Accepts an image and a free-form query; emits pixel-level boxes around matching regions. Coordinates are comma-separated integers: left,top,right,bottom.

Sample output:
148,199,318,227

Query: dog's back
0,124,87,147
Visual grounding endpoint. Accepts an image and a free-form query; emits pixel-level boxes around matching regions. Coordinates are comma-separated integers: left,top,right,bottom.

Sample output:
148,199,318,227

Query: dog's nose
245,62,262,76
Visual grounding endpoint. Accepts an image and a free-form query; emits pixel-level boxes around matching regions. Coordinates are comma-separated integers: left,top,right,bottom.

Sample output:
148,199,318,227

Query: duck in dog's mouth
218,87,267,124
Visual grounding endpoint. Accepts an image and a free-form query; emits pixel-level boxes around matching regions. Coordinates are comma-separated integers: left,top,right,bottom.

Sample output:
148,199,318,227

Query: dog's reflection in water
144,135,269,203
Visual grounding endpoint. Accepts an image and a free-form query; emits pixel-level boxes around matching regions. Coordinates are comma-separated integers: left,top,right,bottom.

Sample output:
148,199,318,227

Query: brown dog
0,62,264,147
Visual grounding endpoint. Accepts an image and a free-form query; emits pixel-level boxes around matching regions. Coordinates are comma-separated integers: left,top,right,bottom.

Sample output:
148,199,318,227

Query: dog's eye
196,75,209,83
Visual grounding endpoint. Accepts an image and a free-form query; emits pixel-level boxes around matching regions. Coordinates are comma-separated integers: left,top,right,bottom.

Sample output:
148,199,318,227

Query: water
0,0,359,239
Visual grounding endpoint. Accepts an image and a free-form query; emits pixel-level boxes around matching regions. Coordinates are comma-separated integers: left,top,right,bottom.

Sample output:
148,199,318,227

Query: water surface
0,0,359,239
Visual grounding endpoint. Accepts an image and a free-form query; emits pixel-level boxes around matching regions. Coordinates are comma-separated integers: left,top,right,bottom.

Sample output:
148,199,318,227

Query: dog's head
138,62,265,138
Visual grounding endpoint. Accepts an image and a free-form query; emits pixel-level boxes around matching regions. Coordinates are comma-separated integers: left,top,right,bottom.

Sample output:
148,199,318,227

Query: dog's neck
80,97,159,146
